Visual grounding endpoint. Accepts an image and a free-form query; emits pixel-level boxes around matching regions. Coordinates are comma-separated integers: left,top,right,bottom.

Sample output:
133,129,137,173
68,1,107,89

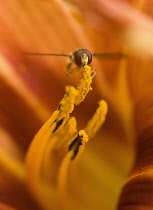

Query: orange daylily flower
1,0,153,210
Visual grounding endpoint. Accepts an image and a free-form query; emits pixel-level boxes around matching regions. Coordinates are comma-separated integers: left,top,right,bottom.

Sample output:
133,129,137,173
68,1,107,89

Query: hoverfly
23,48,125,66
23,49,125,77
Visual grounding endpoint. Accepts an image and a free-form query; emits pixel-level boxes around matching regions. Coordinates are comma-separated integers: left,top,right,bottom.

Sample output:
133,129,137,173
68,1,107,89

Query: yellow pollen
75,65,93,105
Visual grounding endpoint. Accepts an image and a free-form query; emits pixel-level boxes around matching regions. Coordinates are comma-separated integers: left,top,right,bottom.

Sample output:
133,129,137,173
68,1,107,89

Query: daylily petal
0,202,17,210
0,149,40,210
71,0,153,57
119,206,153,210
0,50,50,150
117,78,153,208
0,127,23,159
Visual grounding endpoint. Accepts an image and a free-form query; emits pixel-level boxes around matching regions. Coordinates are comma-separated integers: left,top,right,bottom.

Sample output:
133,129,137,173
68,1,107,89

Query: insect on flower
23,49,125,76
23,49,125,65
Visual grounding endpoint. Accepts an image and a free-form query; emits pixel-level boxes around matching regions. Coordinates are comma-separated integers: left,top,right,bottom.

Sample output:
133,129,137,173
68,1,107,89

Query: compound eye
74,49,92,66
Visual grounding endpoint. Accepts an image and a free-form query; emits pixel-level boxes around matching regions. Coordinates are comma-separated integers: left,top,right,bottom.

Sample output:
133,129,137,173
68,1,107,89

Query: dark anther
68,134,83,160
57,104,61,110
52,118,64,133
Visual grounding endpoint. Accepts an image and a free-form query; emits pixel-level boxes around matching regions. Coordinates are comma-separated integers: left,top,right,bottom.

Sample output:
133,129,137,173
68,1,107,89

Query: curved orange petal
0,149,40,210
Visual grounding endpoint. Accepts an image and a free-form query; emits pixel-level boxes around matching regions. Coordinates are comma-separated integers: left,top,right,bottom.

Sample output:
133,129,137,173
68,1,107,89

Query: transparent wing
23,52,70,57
92,52,126,59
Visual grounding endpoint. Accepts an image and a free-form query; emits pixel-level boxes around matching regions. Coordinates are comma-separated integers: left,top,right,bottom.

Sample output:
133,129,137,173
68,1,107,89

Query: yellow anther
57,86,78,120
84,100,108,139
75,65,93,105
52,86,78,133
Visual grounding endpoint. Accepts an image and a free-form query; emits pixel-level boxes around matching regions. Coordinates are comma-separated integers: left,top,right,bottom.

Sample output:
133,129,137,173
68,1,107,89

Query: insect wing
92,52,126,59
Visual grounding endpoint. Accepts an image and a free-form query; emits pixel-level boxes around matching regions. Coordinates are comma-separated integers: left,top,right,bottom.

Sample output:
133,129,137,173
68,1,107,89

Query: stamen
42,117,78,180
56,151,73,200
25,61,107,209
56,130,88,201
55,117,78,149
84,100,108,139
25,86,78,209
68,130,88,160
75,65,93,105
26,85,78,173
51,86,78,132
